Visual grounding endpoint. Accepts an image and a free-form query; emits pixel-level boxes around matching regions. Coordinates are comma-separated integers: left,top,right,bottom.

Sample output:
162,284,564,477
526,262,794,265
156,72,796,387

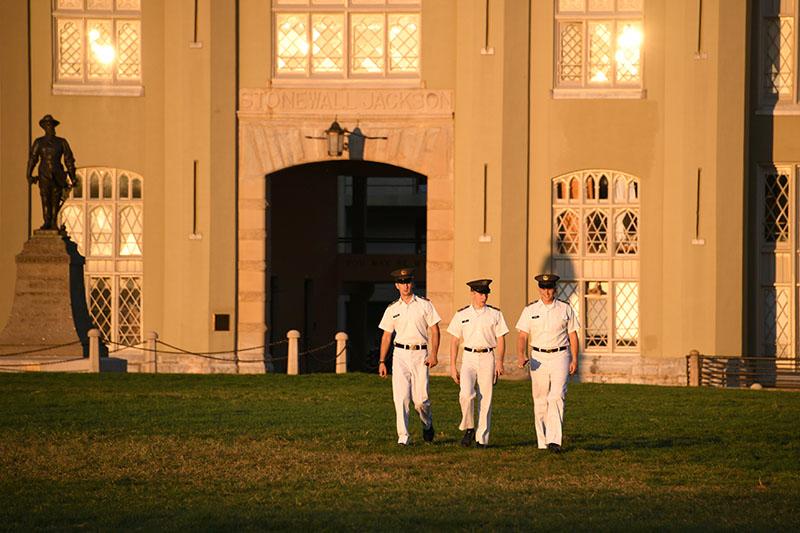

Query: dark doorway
267,160,427,373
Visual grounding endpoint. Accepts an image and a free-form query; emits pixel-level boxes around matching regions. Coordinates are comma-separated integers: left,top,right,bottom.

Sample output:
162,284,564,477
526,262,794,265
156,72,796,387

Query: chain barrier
0,356,86,368
0,340,83,358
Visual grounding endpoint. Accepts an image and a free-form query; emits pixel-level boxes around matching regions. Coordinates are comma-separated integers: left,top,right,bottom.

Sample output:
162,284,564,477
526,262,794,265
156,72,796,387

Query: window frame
553,0,646,99
52,0,143,97
551,169,641,353
271,0,422,87
60,167,144,346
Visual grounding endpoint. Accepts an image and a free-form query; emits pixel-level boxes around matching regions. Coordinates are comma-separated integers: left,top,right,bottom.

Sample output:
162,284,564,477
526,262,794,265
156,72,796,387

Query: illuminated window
552,170,640,351
759,1,800,110
52,0,142,96
273,0,420,82
554,0,643,96
60,167,144,345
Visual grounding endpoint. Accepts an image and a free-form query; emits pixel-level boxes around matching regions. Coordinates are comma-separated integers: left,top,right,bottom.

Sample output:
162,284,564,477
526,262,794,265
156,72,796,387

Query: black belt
464,347,493,353
532,346,568,353
394,342,427,350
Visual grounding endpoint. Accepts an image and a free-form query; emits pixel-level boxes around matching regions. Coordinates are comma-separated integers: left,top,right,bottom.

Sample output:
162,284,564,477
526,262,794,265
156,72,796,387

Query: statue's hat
39,114,60,128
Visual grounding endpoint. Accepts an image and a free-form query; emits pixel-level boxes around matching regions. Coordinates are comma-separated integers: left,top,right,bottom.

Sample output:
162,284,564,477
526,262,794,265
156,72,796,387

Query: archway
267,160,427,372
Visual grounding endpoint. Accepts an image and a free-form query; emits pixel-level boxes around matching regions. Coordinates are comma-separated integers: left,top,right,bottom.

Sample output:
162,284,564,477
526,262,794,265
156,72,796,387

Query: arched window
552,170,640,352
60,167,144,346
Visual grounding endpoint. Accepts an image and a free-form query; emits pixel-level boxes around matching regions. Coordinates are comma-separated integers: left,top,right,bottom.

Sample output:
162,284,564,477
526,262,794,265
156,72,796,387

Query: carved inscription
240,88,454,117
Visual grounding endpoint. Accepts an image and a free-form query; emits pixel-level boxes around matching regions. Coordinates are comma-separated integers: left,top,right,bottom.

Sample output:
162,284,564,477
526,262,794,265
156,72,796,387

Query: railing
686,350,800,389
0,330,349,375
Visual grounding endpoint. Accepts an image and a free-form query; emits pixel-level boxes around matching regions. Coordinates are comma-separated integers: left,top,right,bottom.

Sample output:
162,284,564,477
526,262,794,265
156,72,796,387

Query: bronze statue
26,115,78,230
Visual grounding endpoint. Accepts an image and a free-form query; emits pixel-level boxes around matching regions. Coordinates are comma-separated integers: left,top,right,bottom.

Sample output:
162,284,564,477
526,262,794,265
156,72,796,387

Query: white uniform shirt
515,299,579,349
379,294,441,344
447,305,509,349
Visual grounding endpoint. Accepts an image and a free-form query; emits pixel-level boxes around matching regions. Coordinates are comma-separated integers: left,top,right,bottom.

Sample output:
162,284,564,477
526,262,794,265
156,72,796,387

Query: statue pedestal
0,230,99,359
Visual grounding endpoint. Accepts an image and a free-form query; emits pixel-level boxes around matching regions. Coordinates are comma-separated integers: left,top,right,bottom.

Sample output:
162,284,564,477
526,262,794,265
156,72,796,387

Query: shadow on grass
569,434,724,451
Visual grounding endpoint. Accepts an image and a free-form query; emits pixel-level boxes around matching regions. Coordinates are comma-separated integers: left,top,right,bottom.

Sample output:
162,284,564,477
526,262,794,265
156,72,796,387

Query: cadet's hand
495,362,504,380
569,359,578,375
379,361,388,378
450,368,460,385
517,357,527,369
426,355,438,369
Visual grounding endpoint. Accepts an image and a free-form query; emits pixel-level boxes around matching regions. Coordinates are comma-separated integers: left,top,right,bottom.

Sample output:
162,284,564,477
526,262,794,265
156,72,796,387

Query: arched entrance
267,160,427,372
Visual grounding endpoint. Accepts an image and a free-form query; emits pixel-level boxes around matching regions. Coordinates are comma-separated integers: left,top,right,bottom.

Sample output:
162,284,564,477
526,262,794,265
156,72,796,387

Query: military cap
390,267,415,283
534,273,560,289
39,114,60,128
466,279,492,294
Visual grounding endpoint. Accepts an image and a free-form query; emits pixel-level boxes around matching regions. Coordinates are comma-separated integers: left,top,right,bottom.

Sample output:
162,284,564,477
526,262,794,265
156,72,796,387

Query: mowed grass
0,374,798,531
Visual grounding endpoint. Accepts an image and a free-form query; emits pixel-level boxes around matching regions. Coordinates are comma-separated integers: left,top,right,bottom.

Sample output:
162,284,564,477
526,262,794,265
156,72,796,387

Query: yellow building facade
0,0,795,382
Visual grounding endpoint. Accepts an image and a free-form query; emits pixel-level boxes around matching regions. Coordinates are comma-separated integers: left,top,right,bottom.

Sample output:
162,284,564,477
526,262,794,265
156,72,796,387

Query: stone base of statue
0,230,126,372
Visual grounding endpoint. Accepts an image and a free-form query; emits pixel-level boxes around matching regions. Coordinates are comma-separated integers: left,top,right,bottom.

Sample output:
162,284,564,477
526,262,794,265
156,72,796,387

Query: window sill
52,84,144,97
270,78,423,89
552,87,646,100
755,103,800,115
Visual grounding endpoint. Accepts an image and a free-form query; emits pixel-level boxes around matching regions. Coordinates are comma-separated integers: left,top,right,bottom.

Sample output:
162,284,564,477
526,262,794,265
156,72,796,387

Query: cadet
378,268,441,445
515,274,579,453
447,279,509,448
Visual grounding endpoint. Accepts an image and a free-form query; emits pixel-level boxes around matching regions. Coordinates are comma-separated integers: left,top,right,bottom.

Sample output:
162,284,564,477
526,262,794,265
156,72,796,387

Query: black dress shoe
547,443,562,454
423,424,435,443
460,428,476,447
475,443,488,449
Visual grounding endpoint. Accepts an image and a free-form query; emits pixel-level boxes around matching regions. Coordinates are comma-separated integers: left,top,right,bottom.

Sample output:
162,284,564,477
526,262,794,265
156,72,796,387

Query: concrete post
688,349,701,387
287,330,301,375
335,332,348,374
147,331,158,373
89,329,100,373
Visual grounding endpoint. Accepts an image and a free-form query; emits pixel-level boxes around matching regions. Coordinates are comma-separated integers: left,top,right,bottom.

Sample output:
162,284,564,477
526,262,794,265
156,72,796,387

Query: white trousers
392,348,432,444
529,353,570,448
458,352,495,445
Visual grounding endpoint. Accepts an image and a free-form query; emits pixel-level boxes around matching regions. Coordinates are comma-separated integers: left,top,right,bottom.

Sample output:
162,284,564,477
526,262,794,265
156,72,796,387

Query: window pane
588,21,612,83
89,276,113,341
614,209,639,254
118,276,142,345
116,0,142,10
119,205,143,256
763,17,794,99
72,176,83,198
764,172,790,243
57,18,84,80
276,13,309,74
585,210,608,253
615,21,642,83
88,0,113,10
312,13,344,73
585,281,608,347
117,20,142,81
102,171,113,198
132,178,142,199
388,13,420,73
555,210,579,255
763,287,792,357
90,171,100,198
558,21,583,84
60,205,85,255
351,14,385,74
90,206,113,256
119,174,129,198
557,281,580,316
615,282,638,347
87,19,115,79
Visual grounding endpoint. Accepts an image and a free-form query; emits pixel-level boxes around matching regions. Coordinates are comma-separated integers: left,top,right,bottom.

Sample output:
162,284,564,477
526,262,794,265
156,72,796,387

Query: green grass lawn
0,373,798,531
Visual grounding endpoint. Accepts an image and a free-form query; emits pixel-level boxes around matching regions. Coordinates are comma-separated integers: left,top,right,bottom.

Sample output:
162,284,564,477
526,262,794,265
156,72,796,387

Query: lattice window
53,0,142,95
60,167,144,345
764,171,790,243
757,165,797,359
552,170,641,352
555,2,643,91
273,0,421,81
